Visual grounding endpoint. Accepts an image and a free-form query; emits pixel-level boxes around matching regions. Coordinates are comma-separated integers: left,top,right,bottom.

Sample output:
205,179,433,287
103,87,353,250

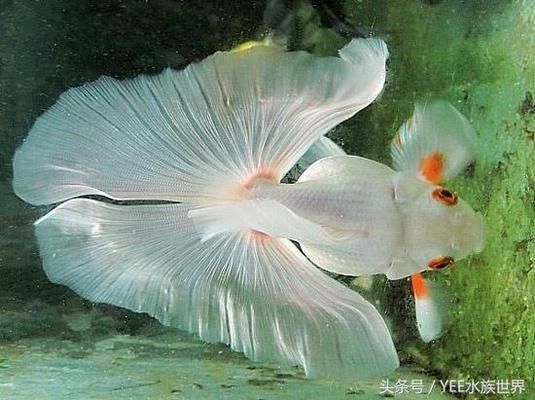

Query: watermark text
379,378,526,396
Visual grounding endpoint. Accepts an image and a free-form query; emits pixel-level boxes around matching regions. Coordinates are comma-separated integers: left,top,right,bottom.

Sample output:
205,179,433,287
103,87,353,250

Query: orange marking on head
241,167,279,190
419,152,444,184
411,273,429,299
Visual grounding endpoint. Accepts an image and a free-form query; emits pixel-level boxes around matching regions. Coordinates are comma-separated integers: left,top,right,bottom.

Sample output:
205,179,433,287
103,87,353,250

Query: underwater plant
12,38,483,380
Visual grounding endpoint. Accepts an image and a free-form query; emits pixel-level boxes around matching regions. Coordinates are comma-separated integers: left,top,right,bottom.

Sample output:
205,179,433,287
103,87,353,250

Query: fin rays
13,38,397,379
13,38,388,205
390,101,477,182
35,199,398,379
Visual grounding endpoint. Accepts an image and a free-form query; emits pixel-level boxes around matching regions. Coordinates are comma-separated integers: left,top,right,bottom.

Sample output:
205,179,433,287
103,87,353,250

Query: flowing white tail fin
13,38,397,378
13,38,388,205
36,199,399,379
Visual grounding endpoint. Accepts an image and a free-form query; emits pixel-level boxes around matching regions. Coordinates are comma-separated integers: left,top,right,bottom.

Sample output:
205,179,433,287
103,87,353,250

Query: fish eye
432,187,458,206
427,255,454,271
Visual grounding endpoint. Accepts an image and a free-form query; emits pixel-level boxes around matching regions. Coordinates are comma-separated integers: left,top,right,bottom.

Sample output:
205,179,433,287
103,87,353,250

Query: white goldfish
12,38,484,380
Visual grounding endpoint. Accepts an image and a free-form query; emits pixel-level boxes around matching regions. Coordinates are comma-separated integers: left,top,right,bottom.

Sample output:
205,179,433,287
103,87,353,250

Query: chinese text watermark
379,378,526,396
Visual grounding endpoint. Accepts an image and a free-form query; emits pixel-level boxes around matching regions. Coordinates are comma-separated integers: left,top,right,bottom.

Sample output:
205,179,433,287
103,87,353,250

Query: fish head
396,174,485,272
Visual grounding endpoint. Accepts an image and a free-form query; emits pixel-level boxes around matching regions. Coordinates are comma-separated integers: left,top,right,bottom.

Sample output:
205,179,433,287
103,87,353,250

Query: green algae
437,84,533,384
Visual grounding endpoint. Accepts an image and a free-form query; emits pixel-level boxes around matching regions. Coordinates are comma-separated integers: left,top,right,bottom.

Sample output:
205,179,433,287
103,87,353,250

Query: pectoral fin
411,273,442,343
390,101,477,184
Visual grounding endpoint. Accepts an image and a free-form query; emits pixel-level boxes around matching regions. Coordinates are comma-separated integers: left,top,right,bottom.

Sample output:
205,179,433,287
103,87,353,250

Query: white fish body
193,106,485,281
292,102,485,343
12,38,483,379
